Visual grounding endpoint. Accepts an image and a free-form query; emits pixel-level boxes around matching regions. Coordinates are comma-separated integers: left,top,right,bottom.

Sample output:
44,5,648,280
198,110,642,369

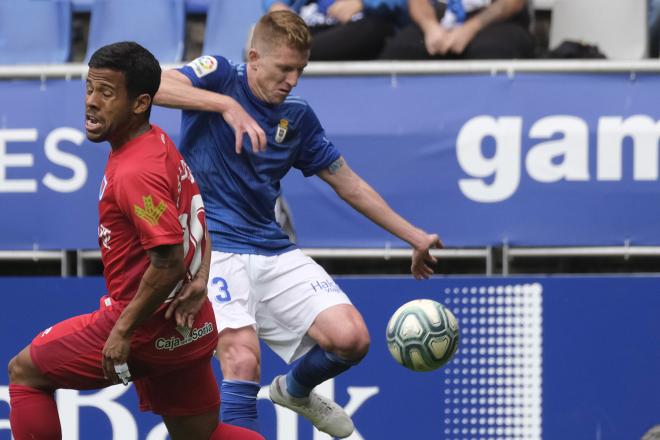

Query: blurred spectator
264,0,407,60
379,0,535,59
650,0,660,57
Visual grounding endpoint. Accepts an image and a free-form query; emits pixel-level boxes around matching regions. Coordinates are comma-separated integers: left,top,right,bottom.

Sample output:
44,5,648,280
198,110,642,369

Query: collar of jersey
110,125,156,156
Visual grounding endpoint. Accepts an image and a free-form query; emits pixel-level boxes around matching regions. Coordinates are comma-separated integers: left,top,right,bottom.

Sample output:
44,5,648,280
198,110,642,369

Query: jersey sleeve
293,105,341,177
177,55,233,93
114,160,183,250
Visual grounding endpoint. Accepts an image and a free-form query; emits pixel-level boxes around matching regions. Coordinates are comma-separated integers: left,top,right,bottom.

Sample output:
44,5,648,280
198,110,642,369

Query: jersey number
178,194,205,278
212,277,232,302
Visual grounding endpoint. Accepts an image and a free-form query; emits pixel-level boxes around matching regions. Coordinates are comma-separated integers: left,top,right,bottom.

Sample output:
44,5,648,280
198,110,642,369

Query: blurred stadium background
1,0,660,439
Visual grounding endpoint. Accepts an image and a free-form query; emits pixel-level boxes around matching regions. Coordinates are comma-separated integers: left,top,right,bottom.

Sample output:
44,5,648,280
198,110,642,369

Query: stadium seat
202,0,263,62
71,0,95,13
186,0,210,14
549,0,647,59
86,0,186,63
0,0,71,64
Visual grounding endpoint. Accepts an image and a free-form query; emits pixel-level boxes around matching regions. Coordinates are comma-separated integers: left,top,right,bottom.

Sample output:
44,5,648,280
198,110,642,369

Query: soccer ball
386,299,459,372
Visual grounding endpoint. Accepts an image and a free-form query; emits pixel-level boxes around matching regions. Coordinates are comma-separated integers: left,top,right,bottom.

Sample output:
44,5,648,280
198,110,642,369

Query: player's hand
165,277,208,328
423,23,451,56
102,327,132,385
411,233,443,280
328,0,363,23
222,97,267,155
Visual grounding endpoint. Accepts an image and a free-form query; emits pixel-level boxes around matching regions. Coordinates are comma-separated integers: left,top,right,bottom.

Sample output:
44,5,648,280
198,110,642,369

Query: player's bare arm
318,156,443,280
166,228,212,328
155,70,266,154
102,243,185,383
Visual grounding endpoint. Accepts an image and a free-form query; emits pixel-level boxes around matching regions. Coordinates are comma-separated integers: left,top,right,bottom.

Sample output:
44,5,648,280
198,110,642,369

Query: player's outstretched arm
102,244,185,383
318,156,443,279
154,70,266,154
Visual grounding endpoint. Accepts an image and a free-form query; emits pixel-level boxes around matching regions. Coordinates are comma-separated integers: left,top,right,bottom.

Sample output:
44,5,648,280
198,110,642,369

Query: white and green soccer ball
386,299,459,372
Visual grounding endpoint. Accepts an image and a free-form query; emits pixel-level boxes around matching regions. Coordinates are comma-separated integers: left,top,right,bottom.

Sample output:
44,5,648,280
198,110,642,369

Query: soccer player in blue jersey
154,10,441,438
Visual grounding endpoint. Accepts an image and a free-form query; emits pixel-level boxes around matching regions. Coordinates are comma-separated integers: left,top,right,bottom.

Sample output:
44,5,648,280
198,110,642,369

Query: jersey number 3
212,277,231,302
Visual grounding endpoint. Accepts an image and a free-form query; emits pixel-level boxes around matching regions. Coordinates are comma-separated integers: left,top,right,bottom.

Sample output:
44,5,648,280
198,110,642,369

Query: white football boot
269,375,355,438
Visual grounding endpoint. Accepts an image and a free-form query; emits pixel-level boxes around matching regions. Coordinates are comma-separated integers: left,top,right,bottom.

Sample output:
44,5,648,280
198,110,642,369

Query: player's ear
247,47,259,68
133,93,152,116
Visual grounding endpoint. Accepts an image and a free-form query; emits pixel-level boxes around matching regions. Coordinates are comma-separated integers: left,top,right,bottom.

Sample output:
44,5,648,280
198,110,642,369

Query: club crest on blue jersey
275,119,288,143
99,175,108,200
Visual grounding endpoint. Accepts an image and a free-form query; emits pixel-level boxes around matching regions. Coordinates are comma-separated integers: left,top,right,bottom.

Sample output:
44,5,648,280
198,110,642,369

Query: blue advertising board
1,73,660,249
1,276,659,439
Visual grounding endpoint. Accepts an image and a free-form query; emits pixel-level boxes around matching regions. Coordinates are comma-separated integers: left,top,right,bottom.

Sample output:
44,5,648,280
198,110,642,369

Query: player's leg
8,307,114,440
269,305,369,438
163,411,265,440
209,423,265,440
8,345,62,440
207,251,263,433
216,326,262,432
162,409,219,440
291,303,370,394
257,249,364,438
141,342,264,440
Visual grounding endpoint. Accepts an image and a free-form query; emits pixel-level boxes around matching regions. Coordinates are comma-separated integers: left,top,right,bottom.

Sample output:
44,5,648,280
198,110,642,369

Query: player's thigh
28,309,114,390
135,358,220,418
207,252,256,332
8,345,56,389
216,325,261,381
255,250,352,362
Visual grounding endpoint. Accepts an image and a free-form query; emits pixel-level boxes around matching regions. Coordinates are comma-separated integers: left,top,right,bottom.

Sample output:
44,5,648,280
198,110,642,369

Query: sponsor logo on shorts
155,321,214,351
310,279,341,294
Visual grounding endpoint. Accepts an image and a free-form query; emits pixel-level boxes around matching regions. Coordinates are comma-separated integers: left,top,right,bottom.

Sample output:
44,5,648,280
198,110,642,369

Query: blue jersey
177,55,341,255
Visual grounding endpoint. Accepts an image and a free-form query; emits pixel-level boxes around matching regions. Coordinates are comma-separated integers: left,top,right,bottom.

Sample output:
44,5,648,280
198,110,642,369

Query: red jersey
98,124,206,303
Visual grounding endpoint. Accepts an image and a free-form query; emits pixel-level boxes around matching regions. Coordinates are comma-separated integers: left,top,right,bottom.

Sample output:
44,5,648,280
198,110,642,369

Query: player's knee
219,346,260,380
8,354,25,385
329,324,370,362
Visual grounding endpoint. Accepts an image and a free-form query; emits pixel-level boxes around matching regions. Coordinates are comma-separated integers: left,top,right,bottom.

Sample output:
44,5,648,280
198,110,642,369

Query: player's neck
246,68,269,104
109,120,151,151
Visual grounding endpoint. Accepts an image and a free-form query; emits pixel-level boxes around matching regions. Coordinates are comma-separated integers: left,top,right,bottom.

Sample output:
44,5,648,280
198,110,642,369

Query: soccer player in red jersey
7,42,263,440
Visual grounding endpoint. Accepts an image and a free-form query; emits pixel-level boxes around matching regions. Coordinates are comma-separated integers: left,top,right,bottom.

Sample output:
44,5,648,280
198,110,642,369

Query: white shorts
207,249,352,363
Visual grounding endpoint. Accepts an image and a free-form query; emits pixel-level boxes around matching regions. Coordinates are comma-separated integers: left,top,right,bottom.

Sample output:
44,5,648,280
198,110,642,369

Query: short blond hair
251,10,312,53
